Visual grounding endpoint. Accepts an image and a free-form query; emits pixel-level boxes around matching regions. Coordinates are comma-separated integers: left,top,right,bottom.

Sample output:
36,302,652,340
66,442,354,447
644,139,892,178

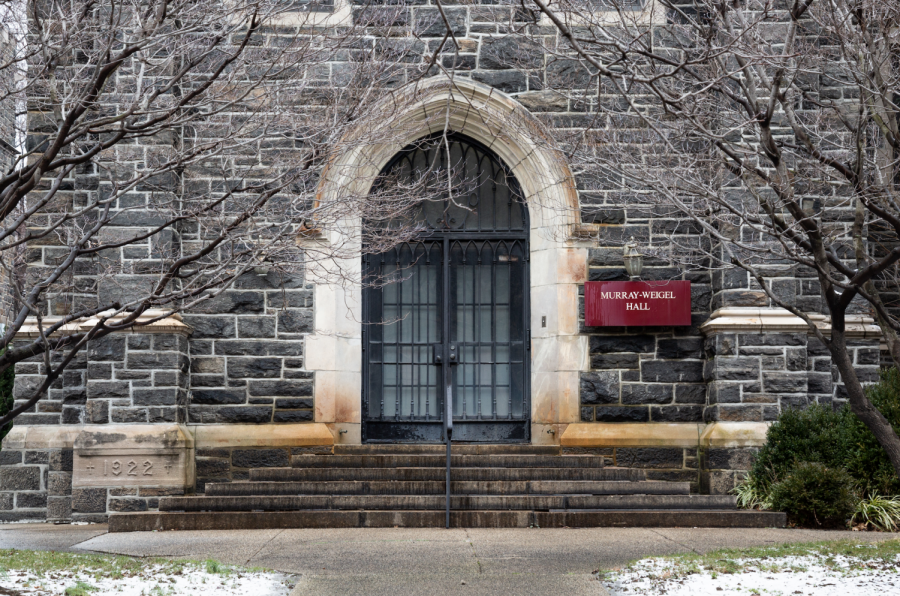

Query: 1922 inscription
82,457,175,477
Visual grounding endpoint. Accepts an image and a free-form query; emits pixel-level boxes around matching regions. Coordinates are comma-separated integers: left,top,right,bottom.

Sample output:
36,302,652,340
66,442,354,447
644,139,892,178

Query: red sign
585,281,692,327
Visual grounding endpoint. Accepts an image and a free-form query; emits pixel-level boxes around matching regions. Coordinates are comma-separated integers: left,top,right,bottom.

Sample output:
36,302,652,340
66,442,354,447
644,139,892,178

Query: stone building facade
0,0,885,522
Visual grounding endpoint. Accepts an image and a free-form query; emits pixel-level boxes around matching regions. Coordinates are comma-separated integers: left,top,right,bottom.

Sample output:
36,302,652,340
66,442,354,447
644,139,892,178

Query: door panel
450,240,528,423
362,134,530,443
365,242,443,423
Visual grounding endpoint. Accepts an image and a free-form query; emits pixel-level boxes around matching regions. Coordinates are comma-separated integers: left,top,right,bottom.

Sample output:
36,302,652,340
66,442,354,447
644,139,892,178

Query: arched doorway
362,134,531,442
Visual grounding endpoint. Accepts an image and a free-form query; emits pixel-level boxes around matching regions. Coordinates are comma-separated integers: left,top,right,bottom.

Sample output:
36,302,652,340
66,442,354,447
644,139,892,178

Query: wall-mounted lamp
623,237,643,280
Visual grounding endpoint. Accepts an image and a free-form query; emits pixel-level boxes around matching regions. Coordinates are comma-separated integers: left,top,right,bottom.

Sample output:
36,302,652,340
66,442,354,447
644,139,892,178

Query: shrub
769,462,857,528
844,368,900,496
746,404,852,496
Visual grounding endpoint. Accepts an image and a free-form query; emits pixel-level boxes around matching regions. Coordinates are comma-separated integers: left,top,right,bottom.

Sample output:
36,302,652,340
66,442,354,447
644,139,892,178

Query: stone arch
307,78,588,443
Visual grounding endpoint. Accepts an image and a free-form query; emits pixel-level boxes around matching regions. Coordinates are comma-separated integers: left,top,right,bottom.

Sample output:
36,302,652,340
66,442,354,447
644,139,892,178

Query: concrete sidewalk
0,524,895,596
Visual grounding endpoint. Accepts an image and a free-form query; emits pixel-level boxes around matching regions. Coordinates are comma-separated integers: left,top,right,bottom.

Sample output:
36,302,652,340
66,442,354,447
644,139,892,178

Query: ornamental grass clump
852,495,900,532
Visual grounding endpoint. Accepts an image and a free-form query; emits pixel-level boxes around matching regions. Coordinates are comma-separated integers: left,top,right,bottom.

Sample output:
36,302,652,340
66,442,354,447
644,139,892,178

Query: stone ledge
560,422,769,449
1,425,82,450
700,307,881,339
190,423,334,449
14,309,192,339
700,422,770,448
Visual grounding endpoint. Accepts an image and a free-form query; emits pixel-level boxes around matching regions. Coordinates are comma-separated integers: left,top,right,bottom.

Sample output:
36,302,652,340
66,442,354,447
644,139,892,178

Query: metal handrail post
445,389,452,529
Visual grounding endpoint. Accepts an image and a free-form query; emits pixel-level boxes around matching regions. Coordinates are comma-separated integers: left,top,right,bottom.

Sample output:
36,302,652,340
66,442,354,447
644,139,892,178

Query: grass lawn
602,538,900,596
0,549,296,595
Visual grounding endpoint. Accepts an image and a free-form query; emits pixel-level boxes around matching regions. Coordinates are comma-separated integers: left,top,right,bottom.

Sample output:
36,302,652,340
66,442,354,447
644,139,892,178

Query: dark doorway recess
362,134,531,443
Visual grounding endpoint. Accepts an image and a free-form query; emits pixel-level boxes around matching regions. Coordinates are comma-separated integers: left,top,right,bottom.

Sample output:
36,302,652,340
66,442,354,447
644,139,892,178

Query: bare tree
0,0,472,427
521,0,900,476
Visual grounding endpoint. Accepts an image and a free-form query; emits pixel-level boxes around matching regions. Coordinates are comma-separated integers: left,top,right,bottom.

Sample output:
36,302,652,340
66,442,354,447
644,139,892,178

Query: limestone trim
560,422,770,449
1,425,81,450
13,310,192,339
73,424,195,490
190,423,334,449
306,78,588,438
700,307,882,339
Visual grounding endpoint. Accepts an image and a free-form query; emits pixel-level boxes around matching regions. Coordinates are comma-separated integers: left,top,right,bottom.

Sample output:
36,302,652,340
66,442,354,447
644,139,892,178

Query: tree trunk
829,328,900,480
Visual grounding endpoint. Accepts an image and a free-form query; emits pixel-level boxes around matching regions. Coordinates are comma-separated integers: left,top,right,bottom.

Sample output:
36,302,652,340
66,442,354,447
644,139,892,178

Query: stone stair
108,445,785,531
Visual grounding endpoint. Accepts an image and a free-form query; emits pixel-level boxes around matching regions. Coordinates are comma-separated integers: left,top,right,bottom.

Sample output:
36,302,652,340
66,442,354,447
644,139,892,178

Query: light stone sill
561,422,770,449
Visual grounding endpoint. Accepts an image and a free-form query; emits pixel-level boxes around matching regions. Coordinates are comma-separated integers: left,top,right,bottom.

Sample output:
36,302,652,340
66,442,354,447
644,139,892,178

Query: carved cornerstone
73,425,195,490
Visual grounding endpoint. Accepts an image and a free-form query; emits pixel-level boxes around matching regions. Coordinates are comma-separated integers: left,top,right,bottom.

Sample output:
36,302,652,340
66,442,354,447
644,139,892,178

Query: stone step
290,454,605,469
109,509,786,532
160,493,726,512
334,445,561,456
250,467,642,482
205,480,686,497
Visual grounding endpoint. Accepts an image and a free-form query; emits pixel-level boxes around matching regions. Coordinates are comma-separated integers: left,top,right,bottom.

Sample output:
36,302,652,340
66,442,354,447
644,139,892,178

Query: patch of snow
0,564,296,595
605,554,900,596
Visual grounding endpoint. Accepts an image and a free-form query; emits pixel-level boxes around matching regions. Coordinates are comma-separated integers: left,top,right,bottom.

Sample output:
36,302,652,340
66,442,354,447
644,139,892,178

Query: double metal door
362,235,530,442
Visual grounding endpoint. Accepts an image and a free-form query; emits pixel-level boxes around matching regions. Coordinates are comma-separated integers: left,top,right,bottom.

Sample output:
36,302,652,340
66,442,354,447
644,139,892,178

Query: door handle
433,344,459,365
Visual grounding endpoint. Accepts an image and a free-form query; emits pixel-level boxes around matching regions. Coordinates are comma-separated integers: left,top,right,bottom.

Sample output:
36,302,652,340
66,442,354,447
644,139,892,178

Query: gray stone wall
705,331,881,423
0,446,67,521
184,272,314,425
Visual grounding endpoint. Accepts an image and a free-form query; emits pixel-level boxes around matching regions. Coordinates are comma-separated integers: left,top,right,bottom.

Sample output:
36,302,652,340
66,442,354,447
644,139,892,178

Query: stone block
762,372,807,393
590,353,639,369
88,336,126,362
238,318,276,339
248,380,313,397
72,488,107,513
49,449,73,472
589,335,655,354
132,388,179,406
656,338,704,359
47,496,72,520
275,398,314,410
708,357,760,381
807,372,833,394
0,450,22,465
0,467,41,491
192,389,246,405
594,406,649,423
650,406,704,422
213,406,272,423
16,492,47,509
470,70,527,94
227,358,282,378
675,384,706,404
111,408,148,423
738,333,806,347
615,448,684,469
126,352,186,371
715,405,763,422
85,401,110,423
196,458,231,477
127,335,152,350
182,316,236,339
0,493,12,510
48,472,73,496
641,360,704,383
277,310,313,334
273,410,314,422
231,449,290,468
621,384,672,405
73,425,194,491
579,371,619,405
108,498,148,512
